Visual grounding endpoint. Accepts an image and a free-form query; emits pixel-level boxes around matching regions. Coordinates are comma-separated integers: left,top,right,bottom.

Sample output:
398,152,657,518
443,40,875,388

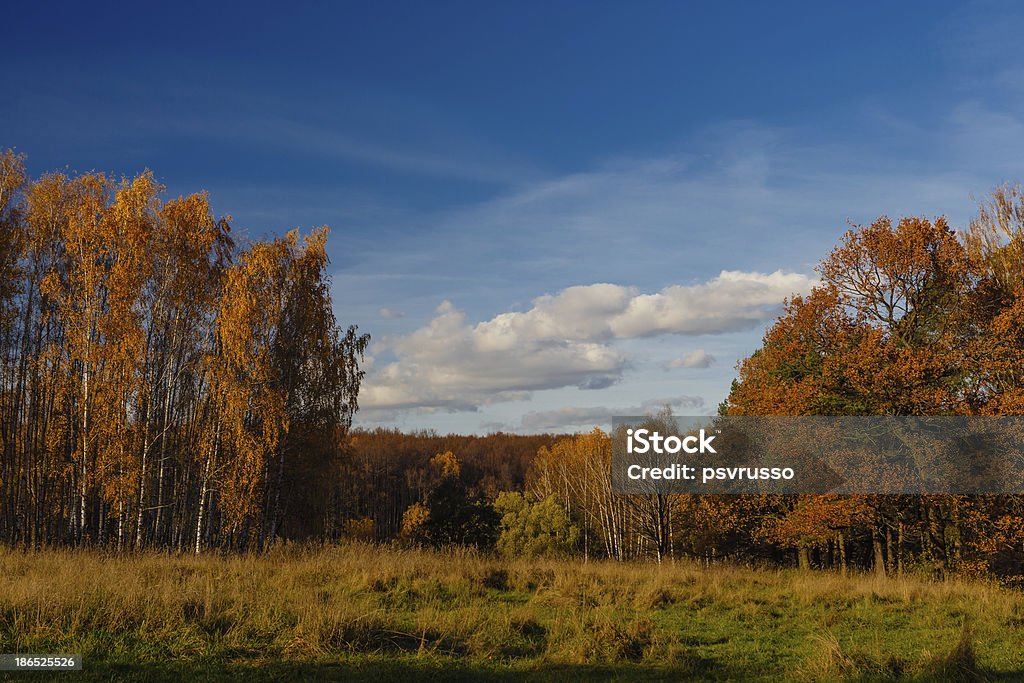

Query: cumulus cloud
667,350,716,369
378,307,405,319
359,300,627,414
611,271,815,337
360,270,813,414
519,395,706,432
473,270,814,347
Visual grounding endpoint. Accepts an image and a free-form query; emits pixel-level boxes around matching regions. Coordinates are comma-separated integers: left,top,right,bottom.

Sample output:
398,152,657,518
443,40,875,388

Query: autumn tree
0,150,368,552
727,209,1024,577
530,428,629,559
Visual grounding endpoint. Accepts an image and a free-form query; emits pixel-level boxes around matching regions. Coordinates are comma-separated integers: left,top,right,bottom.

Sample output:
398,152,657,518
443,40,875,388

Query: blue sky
5,1,1024,433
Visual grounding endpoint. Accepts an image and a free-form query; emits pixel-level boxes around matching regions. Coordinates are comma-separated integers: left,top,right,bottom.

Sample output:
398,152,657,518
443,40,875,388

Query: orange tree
726,208,1024,578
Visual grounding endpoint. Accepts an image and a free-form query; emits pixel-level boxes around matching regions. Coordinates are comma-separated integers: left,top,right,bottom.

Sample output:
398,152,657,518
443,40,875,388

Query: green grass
1,544,1022,681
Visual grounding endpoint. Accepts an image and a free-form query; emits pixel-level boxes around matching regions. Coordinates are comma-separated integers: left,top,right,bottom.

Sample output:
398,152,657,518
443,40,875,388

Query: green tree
494,492,579,558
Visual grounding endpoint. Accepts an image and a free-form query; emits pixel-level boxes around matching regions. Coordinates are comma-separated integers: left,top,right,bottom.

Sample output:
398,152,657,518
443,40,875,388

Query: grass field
1,544,1022,681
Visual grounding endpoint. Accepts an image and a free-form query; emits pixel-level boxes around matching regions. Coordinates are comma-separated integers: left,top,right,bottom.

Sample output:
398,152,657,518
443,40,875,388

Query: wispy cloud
240,118,538,184
518,395,705,432
667,350,715,369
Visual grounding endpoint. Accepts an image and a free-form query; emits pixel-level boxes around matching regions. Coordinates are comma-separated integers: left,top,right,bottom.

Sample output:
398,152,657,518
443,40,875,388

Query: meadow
1,545,1022,681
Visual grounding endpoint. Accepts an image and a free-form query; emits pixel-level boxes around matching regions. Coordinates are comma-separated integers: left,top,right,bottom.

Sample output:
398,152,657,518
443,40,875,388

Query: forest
0,150,371,551
2,149,1024,584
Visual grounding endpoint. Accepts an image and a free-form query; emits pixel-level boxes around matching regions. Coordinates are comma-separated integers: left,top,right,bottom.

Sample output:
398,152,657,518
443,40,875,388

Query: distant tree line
328,429,561,542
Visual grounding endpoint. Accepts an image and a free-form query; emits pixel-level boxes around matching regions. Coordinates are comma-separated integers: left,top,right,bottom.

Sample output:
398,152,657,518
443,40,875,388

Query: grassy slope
1,544,1022,681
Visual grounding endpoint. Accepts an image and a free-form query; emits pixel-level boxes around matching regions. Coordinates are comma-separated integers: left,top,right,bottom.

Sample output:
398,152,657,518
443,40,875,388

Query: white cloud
378,307,405,319
609,271,814,337
360,270,813,415
519,395,705,432
667,350,716,369
472,270,814,348
360,300,628,415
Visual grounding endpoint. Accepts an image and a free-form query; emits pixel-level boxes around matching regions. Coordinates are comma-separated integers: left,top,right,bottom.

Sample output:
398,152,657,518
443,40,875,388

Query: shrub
494,492,580,558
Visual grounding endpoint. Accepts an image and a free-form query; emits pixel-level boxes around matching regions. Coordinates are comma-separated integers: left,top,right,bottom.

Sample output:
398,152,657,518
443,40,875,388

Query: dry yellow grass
1,544,1022,680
